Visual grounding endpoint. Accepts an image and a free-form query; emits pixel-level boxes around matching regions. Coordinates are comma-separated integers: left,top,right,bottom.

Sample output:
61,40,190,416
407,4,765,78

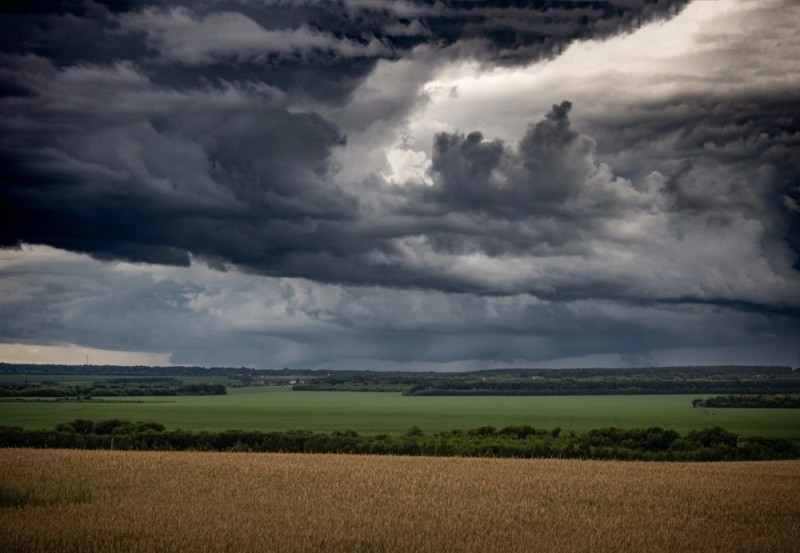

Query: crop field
1,449,799,553
2,387,800,438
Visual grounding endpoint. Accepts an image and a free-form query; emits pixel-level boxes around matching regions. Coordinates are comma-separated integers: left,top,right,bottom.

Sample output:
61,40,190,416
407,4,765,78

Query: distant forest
0,382,226,398
1,363,798,396
293,366,800,396
0,363,300,381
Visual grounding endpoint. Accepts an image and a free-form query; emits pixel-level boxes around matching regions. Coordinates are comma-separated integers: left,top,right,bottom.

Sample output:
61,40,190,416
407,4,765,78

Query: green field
1,386,799,439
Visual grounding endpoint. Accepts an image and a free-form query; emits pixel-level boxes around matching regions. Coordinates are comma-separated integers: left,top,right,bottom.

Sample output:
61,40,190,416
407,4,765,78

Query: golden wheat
1,449,798,552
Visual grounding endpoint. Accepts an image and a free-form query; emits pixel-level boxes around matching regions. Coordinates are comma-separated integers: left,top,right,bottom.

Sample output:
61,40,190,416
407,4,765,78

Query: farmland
1,449,799,553
2,387,800,439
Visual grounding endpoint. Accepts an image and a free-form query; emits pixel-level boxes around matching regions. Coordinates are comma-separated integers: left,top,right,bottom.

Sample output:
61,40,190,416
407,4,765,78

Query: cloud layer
0,0,798,368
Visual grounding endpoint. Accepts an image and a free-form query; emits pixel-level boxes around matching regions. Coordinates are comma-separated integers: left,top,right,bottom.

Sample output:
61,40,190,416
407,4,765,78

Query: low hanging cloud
2,246,796,369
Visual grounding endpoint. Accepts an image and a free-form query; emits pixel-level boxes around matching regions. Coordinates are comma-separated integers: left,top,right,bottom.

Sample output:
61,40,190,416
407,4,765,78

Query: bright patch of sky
383,0,789,184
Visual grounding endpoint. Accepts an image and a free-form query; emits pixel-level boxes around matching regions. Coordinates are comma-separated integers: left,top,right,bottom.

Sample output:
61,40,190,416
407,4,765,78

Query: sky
0,0,798,370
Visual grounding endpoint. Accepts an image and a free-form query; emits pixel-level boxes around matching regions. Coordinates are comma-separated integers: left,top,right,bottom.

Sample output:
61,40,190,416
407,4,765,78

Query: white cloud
120,7,389,65
384,147,432,184
408,0,800,143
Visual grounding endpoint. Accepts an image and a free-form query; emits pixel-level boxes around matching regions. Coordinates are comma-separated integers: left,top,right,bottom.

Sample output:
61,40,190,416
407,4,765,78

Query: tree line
294,366,800,395
4,363,797,396
1,419,797,461
693,394,800,408
0,383,226,398
0,363,316,386
402,378,800,396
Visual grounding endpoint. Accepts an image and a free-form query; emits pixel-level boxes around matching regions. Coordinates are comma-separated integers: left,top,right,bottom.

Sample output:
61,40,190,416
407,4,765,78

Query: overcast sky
1,0,798,370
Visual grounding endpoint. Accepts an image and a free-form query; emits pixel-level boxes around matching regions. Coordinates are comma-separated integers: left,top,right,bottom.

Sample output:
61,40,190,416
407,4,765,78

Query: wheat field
1,449,798,552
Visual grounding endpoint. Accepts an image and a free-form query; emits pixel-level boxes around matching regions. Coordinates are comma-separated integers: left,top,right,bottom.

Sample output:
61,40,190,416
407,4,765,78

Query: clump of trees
1,420,797,461
693,394,800,408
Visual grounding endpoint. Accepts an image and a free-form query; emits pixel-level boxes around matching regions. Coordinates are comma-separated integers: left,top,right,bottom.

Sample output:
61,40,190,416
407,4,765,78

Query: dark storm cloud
0,0,690,104
0,55,356,269
1,53,798,306
391,101,653,267
581,90,800,264
423,101,633,217
0,0,693,288
2,0,797,330
586,92,800,179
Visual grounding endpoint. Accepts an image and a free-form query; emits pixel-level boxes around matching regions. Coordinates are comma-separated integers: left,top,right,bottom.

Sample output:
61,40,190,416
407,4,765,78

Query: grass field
2,386,799,438
1,449,799,553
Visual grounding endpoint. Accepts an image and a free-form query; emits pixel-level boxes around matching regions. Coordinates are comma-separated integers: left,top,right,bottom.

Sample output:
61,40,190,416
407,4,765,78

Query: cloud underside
0,0,798,367
1,248,796,369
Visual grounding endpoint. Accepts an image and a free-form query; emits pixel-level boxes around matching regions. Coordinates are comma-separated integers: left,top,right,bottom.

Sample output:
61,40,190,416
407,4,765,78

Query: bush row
1,420,797,461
